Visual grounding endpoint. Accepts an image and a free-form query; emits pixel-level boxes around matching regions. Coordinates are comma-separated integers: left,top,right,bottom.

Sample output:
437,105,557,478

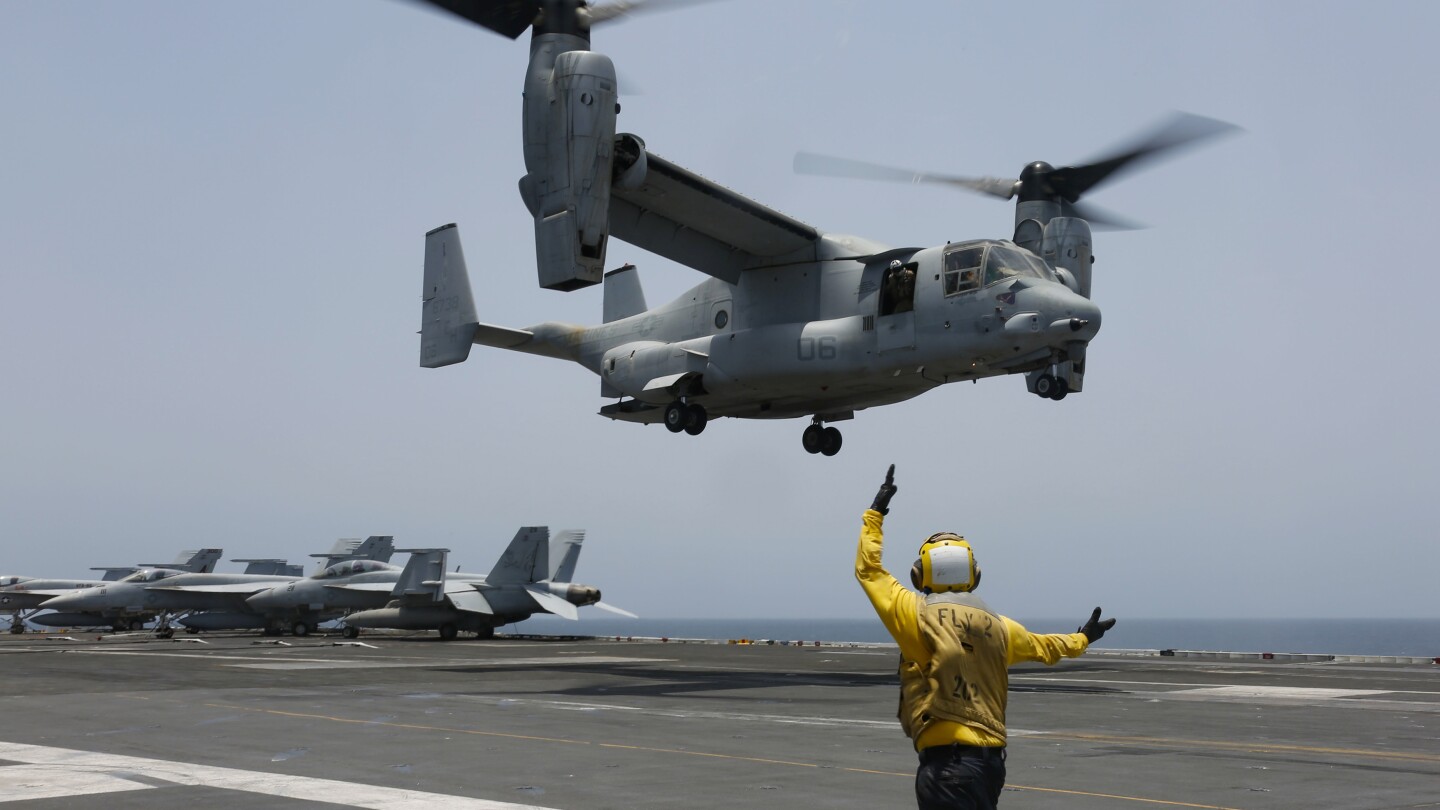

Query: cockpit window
119,568,180,584
942,245,985,296
0,576,19,587
982,245,1051,286
316,560,383,579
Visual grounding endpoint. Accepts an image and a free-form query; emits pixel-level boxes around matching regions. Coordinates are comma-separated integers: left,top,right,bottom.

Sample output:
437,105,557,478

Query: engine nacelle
535,581,601,607
601,341,707,403
521,50,618,292
1040,217,1093,299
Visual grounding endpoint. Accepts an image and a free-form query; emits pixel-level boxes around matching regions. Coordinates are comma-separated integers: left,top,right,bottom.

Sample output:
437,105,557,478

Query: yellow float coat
855,509,1090,749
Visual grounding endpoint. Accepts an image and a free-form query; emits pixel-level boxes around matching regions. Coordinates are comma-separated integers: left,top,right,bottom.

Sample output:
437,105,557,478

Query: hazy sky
2,1,1436,621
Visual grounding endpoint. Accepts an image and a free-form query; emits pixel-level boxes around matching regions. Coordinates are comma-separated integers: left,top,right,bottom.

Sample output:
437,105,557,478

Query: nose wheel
802,421,843,456
664,400,708,435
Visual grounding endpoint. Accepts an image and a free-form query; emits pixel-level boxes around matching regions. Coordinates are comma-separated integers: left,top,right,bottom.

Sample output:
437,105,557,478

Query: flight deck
0,632,1435,809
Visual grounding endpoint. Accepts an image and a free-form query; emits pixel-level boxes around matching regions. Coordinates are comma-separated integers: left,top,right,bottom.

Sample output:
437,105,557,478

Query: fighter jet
41,537,395,637
4,549,222,633
311,528,632,640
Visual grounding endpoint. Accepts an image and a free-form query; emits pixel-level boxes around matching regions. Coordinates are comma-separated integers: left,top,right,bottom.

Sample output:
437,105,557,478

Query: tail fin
314,536,395,568
392,549,448,602
603,265,647,323
351,536,395,563
549,530,585,582
140,549,223,574
421,224,479,368
233,559,303,577
486,527,549,584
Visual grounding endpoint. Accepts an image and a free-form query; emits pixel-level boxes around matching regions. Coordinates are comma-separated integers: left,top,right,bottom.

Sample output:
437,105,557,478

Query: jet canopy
941,240,1057,296
117,568,181,584
314,559,391,579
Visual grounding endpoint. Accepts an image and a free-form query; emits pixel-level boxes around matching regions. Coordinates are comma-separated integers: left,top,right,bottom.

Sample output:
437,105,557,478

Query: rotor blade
1063,200,1142,232
407,0,541,39
1047,112,1240,202
584,0,729,26
591,601,639,618
793,152,1018,199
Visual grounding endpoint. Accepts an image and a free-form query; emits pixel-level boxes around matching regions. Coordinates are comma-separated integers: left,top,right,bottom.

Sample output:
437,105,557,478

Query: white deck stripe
0,765,151,803
0,741,557,809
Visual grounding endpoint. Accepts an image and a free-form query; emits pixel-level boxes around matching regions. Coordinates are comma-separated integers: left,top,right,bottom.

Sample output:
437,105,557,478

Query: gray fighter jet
4,549,222,633
40,537,394,637
331,528,633,640
415,1,1235,455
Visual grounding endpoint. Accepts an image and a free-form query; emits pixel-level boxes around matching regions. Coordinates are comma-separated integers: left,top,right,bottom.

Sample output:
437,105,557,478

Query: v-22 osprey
414,0,1235,456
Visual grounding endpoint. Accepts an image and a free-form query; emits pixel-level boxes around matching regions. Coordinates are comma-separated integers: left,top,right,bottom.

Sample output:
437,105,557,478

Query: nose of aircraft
245,588,282,610
42,591,94,611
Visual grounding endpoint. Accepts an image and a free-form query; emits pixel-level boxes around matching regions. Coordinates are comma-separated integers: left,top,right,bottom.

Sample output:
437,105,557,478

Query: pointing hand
871,464,898,515
1079,607,1116,643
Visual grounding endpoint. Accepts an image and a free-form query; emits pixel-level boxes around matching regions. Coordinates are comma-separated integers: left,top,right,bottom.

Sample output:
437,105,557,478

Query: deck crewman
855,464,1115,809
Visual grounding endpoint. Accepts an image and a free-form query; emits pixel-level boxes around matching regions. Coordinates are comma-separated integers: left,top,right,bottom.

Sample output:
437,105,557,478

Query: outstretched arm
855,466,925,661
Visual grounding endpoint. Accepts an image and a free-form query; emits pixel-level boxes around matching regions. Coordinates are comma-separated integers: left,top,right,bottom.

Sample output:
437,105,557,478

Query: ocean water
509,616,1440,658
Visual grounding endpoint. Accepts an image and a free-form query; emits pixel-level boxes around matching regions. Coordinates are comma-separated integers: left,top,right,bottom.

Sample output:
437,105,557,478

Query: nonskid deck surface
0,633,1436,809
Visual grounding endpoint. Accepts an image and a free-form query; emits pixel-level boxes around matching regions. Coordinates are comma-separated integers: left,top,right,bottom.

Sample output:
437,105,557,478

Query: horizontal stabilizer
524,584,579,620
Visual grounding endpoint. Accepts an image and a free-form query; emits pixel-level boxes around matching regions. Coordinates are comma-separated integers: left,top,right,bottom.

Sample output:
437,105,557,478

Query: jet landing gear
663,400,708,436
802,420,843,457
1034,374,1069,401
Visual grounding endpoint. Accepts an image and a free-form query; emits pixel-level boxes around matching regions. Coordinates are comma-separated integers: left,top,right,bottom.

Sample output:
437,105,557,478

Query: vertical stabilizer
421,224,479,368
144,549,223,574
602,265,647,323
234,559,302,577
351,536,396,563
393,549,448,602
487,527,549,584
549,530,585,583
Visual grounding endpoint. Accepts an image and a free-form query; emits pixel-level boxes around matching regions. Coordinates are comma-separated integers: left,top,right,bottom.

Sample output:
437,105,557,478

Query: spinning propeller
795,112,1238,230
412,0,702,39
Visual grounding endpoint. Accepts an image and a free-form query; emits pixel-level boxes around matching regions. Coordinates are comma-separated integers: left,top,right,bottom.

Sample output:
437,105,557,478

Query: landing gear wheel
128,618,144,632
438,623,458,641
475,626,496,640
1035,374,1057,399
802,424,825,454
1048,378,1070,401
664,401,687,433
9,623,24,635
683,404,708,436
342,626,359,639
292,621,310,637
819,426,843,456
156,628,174,639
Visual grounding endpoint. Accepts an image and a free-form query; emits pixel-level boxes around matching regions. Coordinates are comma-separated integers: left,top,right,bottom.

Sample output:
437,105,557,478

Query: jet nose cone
42,593,85,610
245,590,280,609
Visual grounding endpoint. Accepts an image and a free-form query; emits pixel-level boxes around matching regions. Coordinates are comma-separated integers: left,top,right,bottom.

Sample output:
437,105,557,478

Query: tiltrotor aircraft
415,1,1235,455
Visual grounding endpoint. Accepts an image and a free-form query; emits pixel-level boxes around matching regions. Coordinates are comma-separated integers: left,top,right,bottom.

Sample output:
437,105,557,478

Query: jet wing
523,585,579,620
610,148,821,284
149,583,285,594
447,589,494,616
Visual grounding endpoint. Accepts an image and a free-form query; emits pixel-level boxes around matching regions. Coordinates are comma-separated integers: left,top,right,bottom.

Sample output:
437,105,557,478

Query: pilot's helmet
910,532,980,594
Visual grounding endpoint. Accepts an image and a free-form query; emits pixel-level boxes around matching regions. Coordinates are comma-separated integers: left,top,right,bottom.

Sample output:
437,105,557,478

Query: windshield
315,560,386,579
982,245,1051,286
118,568,180,584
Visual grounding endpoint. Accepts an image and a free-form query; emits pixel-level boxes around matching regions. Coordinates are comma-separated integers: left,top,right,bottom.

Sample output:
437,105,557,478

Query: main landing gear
1034,374,1069,401
802,419,843,456
664,400,708,436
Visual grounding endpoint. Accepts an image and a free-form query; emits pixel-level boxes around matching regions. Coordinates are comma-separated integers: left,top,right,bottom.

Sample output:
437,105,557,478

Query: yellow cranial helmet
910,532,980,594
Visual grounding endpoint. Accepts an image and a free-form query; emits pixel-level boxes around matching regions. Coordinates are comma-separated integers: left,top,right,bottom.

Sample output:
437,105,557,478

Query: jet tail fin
486,527,549,584
603,265,647,323
314,536,395,568
421,223,479,368
138,549,223,574
234,559,303,577
549,530,585,583
392,549,448,602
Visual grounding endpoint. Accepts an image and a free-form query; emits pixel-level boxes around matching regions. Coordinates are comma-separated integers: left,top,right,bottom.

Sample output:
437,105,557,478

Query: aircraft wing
522,585,579,620
610,147,821,284
447,589,494,616
149,582,286,594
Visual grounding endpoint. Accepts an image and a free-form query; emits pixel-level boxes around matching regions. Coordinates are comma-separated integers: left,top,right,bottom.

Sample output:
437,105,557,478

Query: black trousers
915,744,1006,809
